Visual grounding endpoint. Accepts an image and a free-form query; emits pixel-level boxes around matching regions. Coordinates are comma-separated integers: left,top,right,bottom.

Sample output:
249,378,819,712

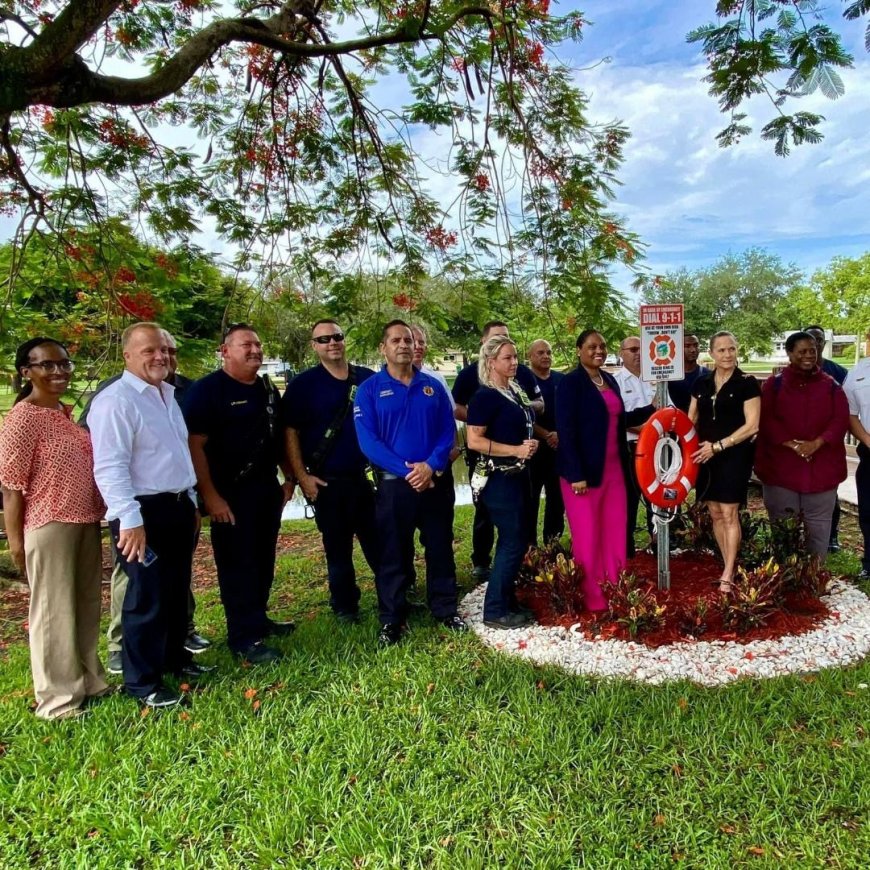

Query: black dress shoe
441,616,469,632
179,662,216,679
142,688,183,708
265,619,296,637
483,612,532,630
236,642,282,664
184,632,212,654
377,623,405,647
471,566,491,583
828,540,841,553
335,610,361,624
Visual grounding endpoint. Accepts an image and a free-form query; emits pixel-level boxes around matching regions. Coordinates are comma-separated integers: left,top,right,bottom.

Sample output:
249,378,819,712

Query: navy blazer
555,367,655,488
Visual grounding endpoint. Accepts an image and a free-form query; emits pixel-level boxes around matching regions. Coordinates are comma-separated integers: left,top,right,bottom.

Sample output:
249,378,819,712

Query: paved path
840,455,859,508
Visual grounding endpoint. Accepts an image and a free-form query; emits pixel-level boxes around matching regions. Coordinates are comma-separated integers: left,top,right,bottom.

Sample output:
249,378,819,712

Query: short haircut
381,319,411,343
409,323,427,341
122,322,163,349
709,330,737,352
481,320,508,339
575,328,601,349
620,336,640,350
785,330,815,353
311,318,340,334
803,324,824,334
222,322,257,343
478,334,517,388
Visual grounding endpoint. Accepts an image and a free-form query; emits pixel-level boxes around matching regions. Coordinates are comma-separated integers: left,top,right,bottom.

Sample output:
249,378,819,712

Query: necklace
589,372,604,387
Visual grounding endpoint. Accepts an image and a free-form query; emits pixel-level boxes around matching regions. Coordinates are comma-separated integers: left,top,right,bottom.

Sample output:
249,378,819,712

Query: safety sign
639,304,684,382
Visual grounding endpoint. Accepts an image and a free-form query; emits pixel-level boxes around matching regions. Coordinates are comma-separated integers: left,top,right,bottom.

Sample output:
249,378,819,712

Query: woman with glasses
466,335,538,628
0,338,109,719
688,331,761,593
556,329,655,611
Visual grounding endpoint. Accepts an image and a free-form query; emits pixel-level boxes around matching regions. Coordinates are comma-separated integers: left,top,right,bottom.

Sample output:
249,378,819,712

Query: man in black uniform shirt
667,333,704,414
283,319,379,623
184,324,295,664
452,321,543,580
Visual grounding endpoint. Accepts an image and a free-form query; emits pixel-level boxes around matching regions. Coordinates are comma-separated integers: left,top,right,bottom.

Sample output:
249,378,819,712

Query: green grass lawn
2,507,870,867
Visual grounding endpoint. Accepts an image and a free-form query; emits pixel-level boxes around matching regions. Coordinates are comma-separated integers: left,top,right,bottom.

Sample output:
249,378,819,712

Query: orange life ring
634,407,699,509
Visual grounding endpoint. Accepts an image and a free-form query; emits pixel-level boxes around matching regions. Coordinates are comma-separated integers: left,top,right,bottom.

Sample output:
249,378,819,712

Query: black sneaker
471,566,491,583
377,623,405,647
236,642,282,665
828,540,841,553
184,632,212,654
483,612,532,630
142,688,183,709
106,651,123,675
265,619,296,637
335,610,361,624
441,616,469,632
179,662,216,679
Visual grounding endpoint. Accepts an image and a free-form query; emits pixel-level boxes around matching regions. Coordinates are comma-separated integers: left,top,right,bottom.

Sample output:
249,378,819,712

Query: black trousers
626,441,653,557
312,474,379,615
113,493,195,698
466,454,495,569
210,478,283,652
375,474,458,624
527,444,564,546
857,444,870,573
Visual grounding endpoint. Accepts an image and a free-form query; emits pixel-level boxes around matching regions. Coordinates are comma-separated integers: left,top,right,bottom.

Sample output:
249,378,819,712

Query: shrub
677,598,709,638
720,558,785,632
605,572,666,638
518,541,584,618
781,553,831,599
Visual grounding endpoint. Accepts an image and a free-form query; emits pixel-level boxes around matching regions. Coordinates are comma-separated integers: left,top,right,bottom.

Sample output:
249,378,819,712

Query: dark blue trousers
112,493,195,698
527,443,565,546
858,444,870,573
480,471,530,620
375,474,457,624
313,474,379,615
210,478,282,652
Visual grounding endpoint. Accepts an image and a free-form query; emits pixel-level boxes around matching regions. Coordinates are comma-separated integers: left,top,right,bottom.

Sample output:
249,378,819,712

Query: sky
3,1,869,290
564,0,870,283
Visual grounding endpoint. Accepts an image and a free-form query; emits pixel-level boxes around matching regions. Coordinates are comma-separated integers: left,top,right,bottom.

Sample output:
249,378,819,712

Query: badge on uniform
423,386,434,396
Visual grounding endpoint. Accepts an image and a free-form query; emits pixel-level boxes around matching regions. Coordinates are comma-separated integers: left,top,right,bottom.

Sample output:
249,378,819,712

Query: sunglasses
26,359,75,373
312,332,345,345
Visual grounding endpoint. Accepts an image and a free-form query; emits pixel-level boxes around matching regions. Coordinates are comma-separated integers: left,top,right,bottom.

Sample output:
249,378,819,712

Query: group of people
1,317,867,720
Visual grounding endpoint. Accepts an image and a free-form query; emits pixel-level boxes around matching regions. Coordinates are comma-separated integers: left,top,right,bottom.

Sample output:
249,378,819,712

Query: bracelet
712,441,720,454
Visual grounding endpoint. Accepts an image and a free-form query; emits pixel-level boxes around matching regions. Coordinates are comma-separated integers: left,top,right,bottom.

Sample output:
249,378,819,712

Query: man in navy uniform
283,319,379,623
354,320,468,646
452,321,543,579
667,333,704,414
184,324,295,664
526,339,564,546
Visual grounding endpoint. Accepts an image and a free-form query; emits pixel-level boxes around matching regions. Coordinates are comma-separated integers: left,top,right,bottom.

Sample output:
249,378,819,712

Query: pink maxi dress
560,388,628,611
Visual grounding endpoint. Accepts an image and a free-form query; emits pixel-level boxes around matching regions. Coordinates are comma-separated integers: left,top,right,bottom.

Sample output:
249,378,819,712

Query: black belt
136,491,189,504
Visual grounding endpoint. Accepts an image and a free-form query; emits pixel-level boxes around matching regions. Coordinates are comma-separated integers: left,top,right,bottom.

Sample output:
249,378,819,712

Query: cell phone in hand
142,547,158,567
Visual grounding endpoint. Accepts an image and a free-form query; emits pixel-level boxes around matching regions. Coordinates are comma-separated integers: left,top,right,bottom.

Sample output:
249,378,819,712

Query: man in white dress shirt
89,322,206,708
612,335,656,557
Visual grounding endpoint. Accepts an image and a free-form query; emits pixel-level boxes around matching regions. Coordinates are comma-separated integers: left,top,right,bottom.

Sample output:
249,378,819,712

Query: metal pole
655,381,670,591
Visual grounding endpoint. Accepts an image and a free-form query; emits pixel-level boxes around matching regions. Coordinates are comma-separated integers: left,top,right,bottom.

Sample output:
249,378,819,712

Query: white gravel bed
460,579,870,686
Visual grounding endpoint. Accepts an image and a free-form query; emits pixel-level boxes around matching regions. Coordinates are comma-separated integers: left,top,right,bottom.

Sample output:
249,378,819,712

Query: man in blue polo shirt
354,320,468,646
283,319,379,623
453,321,543,579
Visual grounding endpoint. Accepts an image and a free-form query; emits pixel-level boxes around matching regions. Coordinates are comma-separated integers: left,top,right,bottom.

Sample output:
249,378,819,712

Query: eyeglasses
26,359,75,373
622,347,641,353
312,332,345,345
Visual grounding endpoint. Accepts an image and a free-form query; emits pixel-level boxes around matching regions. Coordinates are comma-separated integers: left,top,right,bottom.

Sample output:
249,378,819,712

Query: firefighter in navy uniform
184,324,295,664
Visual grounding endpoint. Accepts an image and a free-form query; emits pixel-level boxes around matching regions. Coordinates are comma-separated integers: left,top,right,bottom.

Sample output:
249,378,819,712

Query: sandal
718,579,733,595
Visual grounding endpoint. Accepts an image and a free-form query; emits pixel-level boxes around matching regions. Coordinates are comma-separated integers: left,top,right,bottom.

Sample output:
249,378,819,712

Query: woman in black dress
688,331,761,592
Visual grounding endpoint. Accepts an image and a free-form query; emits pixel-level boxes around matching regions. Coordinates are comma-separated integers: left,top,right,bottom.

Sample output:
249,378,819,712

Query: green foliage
640,248,803,357
517,539,584,618
719,557,785,633
677,597,710,638
1,0,640,338
605,572,667,638
688,0,864,152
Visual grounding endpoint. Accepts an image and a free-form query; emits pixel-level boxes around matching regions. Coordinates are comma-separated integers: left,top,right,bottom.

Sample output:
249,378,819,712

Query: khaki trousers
25,522,108,719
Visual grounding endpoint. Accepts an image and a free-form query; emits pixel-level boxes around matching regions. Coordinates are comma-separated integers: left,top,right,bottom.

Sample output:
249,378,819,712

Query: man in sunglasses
184,324,296,665
282,320,379,623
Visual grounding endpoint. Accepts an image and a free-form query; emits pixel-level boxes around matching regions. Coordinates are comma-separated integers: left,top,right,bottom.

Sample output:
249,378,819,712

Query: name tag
379,389,394,397
230,400,247,406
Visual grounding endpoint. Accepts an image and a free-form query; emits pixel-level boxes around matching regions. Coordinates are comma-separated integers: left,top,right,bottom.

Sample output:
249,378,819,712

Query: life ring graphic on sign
634,408,699,509
648,334,677,366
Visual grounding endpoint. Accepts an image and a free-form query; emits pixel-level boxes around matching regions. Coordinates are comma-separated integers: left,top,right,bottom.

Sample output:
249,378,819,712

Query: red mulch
517,550,829,648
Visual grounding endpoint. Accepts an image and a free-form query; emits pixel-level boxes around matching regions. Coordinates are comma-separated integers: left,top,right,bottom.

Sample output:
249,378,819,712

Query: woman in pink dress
0,337,108,720
555,330,655,611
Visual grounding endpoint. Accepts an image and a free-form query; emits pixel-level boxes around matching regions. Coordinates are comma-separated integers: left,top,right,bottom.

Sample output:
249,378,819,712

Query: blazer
555,367,655,488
